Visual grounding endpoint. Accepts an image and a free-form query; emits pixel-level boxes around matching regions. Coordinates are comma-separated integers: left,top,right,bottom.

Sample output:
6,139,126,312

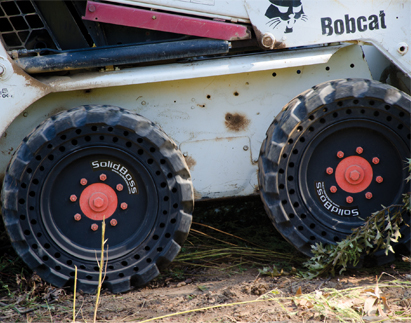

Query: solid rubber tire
1,105,193,293
258,78,411,258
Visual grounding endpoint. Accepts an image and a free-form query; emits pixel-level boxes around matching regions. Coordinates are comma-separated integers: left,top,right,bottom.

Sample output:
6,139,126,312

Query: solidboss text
321,10,386,36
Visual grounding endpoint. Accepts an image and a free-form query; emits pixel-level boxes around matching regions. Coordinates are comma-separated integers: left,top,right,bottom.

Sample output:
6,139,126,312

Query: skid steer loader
0,0,409,293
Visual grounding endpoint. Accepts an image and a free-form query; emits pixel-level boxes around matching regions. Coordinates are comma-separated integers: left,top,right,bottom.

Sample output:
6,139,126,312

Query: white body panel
0,45,371,199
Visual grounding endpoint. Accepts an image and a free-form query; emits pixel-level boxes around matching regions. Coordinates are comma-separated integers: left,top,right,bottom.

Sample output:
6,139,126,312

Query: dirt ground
1,198,410,322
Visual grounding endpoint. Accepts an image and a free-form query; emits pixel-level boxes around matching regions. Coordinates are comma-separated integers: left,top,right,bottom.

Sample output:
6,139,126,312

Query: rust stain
225,113,250,132
185,156,196,170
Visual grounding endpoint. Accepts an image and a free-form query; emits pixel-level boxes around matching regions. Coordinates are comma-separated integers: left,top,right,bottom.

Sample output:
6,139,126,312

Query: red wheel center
80,183,118,220
335,156,373,193
89,192,109,212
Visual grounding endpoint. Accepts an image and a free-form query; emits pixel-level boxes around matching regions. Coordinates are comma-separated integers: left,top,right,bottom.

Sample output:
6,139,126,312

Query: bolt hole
19,198,25,204
137,138,143,143
164,196,169,202
272,72,277,77
398,124,403,129
31,219,37,225
325,66,330,71
160,159,166,164
163,210,168,215
374,111,379,117
309,223,315,229
297,126,303,132
172,187,177,193
99,136,104,140
21,183,27,188
160,223,165,228
150,147,155,153
279,169,284,174
153,235,159,240
337,101,343,107
384,105,391,110
289,189,295,194
298,226,303,231
91,126,97,131
118,273,124,278
55,266,61,271
138,149,144,155
287,176,294,181
20,215,26,220
310,236,316,240
33,179,39,185
386,116,392,121
296,70,301,74
309,127,314,132
36,155,41,161
323,107,328,112
27,168,32,174
160,182,167,188
399,111,405,117
293,202,299,207
133,267,139,272
173,203,178,209
134,254,140,260
167,173,172,179
60,135,66,140
24,230,30,236
85,136,91,142
86,275,93,280
321,231,326,236
334,236,340,242
108,127,113,132
369,100,375,106
54,253,60,258
59,146,65,152
48,155,54,161
333,112,338,118
70,272,75,277
47,144,53,149
126,142,132,148
292,149,298,154
288,139,293,144
301,214,306,219
279,184,285,189
147,159,153,164
300,137,305,143
32,244,38,249
157,247,163,252
29,191,35,197
289,162,294,168
80,265,86,270
112,137,118,143
171,218,176,224
308,115,314,121
37,232,42,237
145,246,150,251
121,261,128,266
289,213,295,219
146,258,152,263
234,91,239,96
350,63,355,68
71,139,78,145
360,109,365,114
44,243,50,249
165,233,171,238
67,260,73,265
75,129,81,135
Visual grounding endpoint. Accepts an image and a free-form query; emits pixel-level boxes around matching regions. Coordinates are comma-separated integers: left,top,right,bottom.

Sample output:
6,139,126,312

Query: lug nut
110,219,118,227
346,196,353,204
99,174,107,181
74,213,81,221
91,223,98,231
356,147,363,154
80,178,88,186
376,176,383,183
365,192,373,199
120,202,128,210
326,167,334,175
116,184,123,191
372,157,380,165
330,186,337,193
70,194,77,202
337,151,344,158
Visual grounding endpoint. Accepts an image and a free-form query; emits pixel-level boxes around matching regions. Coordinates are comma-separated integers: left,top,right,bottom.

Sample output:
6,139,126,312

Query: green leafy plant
304,159,411,278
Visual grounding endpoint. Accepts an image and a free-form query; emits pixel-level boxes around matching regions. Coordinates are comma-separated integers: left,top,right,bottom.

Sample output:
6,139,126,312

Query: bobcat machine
0,0,410,293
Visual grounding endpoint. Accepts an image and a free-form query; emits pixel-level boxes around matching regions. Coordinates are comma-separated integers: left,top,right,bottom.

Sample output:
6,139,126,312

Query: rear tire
2,105,193,293
258,79,411,257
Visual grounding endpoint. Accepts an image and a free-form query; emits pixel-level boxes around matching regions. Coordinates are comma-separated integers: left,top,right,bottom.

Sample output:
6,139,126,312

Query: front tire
258,79,410,258
2,105,193,293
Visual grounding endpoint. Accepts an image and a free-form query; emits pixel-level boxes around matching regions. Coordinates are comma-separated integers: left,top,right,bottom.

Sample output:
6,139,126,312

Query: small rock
177,282,186,287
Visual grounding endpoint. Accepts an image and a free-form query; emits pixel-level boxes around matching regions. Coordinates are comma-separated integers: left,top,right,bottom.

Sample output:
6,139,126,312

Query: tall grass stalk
72,265,77,323
93,217,107,323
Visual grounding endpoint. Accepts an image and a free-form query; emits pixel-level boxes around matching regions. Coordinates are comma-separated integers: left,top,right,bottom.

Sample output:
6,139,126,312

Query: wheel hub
79,183,118,220
335,156,373,193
